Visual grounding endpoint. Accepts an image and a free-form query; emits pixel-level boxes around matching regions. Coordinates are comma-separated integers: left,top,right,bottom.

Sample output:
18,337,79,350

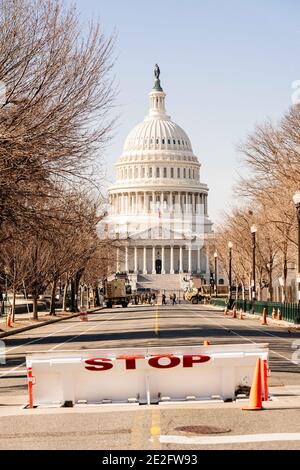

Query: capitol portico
107,65,213,280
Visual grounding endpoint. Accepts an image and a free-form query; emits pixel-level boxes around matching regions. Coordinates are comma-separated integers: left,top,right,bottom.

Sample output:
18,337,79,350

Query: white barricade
26,343,269,407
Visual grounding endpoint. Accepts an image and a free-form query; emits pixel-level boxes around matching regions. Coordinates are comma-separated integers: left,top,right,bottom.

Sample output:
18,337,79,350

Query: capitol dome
107,65,213,277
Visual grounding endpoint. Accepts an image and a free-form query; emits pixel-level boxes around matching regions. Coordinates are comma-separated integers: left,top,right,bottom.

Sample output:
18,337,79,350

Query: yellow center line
150,408,161,449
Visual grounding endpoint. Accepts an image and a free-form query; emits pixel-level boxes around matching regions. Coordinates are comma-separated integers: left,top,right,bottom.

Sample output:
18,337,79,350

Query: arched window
168,139,171,144
177,168,180,178
149,167,153,178
188,169,191,178
183,168,186,178
219,279,224,285
163,168,167,178
156,167,160,178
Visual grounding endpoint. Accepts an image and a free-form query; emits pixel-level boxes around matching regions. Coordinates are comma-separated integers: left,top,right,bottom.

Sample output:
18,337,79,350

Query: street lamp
250,224,257,303
214,251,218,297
292,191,300,322
228,242,233,306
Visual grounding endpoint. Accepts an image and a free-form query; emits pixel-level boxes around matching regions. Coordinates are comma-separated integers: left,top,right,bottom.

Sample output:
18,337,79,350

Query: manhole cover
175,425,231,435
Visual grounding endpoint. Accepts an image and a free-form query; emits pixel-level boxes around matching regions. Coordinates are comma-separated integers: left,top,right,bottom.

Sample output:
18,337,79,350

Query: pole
296,205,300,323
228,246,232,307
215,256,218,297
252,231,256,302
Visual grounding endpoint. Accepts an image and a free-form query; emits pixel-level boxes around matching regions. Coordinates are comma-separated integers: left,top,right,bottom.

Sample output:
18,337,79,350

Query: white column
134,246,138,274
125,246,129,272
152,191,156,212
135,192,138,213
143,246,147,274
116,247,120,272
144,192,147,212
179,246,183,273
197,246,201,273
188,245,192,273
170,246,174,274
152,246,156,274
192,193,195,214
160,192,164,213
169,192,173,212
161,246,165,274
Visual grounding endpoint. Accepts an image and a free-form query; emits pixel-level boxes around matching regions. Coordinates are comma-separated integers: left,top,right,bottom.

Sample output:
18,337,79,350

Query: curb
0,307,104,339
208,304,300,330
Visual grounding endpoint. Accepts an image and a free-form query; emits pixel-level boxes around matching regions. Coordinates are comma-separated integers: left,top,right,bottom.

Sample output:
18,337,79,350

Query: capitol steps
137,274,182,292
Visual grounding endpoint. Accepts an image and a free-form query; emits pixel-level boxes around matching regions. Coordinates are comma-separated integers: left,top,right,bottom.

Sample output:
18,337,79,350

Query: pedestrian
172,293,177,305
162,293,166,305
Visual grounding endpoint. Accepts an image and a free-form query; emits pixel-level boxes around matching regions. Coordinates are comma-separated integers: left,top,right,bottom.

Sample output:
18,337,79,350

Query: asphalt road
1,303,300,450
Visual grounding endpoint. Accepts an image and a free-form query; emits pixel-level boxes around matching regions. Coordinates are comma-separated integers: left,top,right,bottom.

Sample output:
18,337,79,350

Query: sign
26,344,269,407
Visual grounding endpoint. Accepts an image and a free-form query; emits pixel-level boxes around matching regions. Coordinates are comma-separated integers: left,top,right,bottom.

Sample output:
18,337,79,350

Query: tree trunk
32,294,38,320
95,286,100,307
12,288,16,322
70,270,84,312
50,279,58,316
242,283,245,301
80,285,84,307
268,267,273,301
87,286,91,309
62,281,69,312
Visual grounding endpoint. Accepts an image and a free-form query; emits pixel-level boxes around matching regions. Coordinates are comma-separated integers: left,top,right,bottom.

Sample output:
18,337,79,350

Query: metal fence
210,298,228,308
235,300,300,324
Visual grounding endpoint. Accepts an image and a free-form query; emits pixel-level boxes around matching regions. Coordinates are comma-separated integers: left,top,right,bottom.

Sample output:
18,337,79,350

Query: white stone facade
107,69,213,278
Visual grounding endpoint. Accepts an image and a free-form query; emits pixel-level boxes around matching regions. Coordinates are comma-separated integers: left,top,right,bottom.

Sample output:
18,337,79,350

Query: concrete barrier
26,343,269,407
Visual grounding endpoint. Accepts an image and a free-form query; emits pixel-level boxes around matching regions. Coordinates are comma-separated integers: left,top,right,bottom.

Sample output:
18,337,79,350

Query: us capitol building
107,65,213,286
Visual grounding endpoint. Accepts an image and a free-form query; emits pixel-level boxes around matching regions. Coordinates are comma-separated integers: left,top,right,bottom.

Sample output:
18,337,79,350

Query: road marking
182,305,297,365
150,408,161,449
0,310,122,377
49,311,122,350
4,310,106,354
159,433,300,446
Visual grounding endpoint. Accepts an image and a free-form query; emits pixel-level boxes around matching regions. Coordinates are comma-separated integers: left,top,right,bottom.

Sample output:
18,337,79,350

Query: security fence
210,297,300,324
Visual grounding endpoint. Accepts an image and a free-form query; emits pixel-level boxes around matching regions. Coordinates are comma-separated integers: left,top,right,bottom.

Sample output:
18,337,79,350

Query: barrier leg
263,359,268,401
27,367,34,409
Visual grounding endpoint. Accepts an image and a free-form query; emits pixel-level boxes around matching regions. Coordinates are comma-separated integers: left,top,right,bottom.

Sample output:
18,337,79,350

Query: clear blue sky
70,0,300,223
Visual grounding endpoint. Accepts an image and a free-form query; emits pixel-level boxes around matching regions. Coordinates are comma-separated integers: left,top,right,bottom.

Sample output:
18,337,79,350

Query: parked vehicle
102,279,132,308
184,286,210,304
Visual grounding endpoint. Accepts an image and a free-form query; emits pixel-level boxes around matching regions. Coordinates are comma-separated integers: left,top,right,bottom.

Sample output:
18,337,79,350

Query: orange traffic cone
203,340,210,346
271,307,276,320
261,308,267,325
7,309,12,328
239,309,244,320
79,308,88,322
277,307,282,321
232,304,237,318
242,357,263,411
